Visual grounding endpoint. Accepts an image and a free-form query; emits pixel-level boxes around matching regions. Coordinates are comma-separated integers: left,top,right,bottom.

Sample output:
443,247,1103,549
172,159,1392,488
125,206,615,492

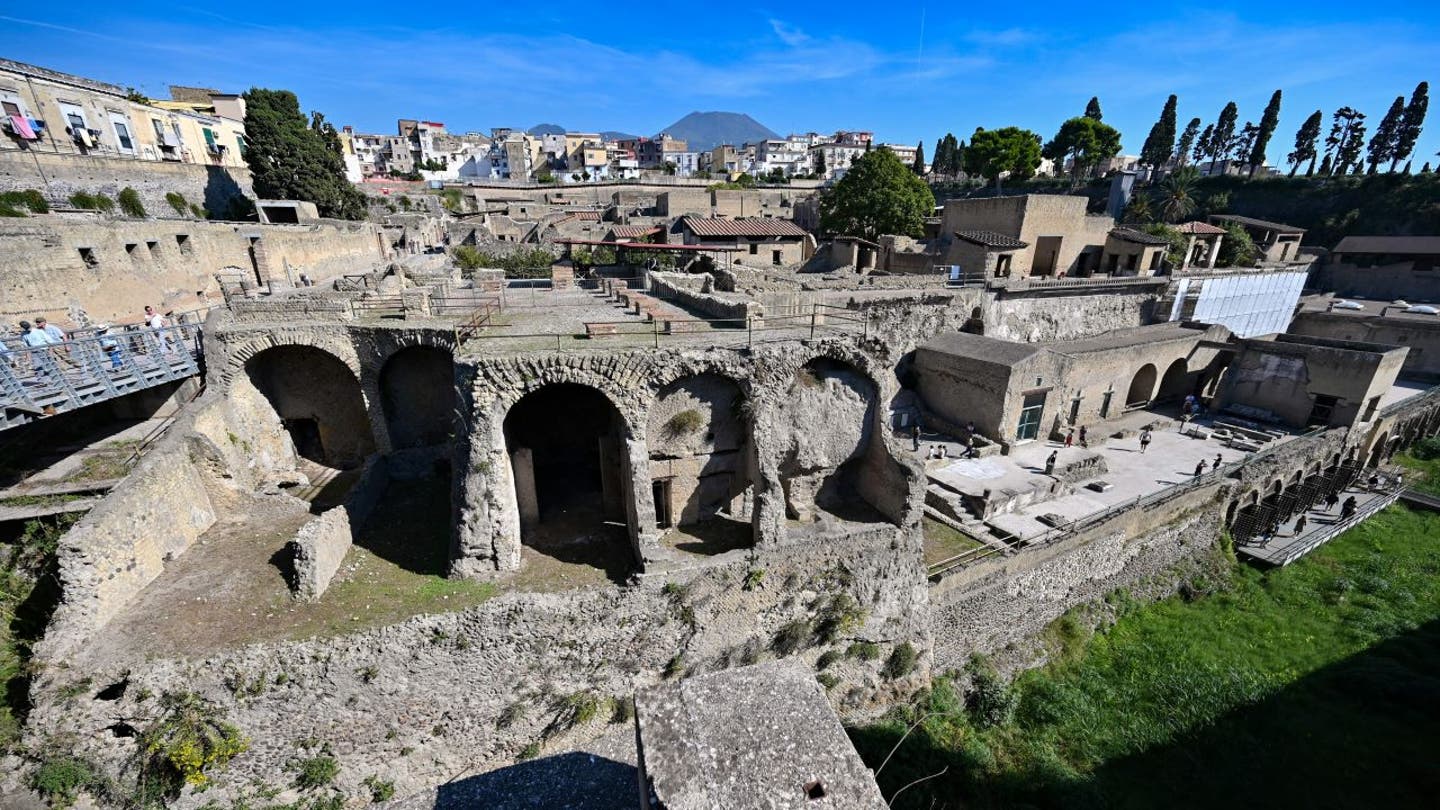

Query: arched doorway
776,358,883,524
1127,364,1158,408
379,346,456,450
243,345,374,467
647,374,754,555
1156,358,1190,402
503,384,633,577
1368,432,1390,468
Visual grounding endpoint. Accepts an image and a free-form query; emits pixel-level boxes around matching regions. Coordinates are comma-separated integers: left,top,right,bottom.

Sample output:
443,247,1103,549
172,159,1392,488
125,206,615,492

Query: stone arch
502,382,636,580
774,356,890,525
1224,501,1238,527
223,331,363,387
646,372,755,554
379,345,457,450
1126,363,1158,407
240,344,375,467
1368,431,1390,468
1156,358,1190,402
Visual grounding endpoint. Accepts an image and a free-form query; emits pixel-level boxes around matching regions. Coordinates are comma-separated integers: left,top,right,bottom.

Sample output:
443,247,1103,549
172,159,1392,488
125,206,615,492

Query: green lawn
852,504,1440,809
1394,443,1440,496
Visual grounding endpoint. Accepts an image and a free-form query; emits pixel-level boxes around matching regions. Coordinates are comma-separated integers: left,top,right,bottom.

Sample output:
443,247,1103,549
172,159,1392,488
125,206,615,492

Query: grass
852,504,1440,809
1394,445,1440,496
922,517,985,566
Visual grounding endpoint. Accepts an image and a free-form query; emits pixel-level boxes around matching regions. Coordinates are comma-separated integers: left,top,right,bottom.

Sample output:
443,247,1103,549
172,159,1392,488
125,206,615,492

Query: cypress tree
1085,96,1103,121
1194,124,1215,164
1367,96,1406,172
242,89,365,220
1176,118,1201,166
1392,81,1429,171
1248,90,1282,177
912,141,926,176
1140,95,1179,177
1288,111,1323,176
1210,102,1239,164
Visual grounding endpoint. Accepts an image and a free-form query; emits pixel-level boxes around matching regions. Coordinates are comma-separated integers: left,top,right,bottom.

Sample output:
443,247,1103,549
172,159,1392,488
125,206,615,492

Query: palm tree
1159,166,1200,222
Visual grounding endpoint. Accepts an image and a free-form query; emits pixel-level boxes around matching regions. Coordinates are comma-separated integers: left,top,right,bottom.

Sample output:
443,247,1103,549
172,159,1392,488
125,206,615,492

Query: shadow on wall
427,751,637,809
204,166,253,221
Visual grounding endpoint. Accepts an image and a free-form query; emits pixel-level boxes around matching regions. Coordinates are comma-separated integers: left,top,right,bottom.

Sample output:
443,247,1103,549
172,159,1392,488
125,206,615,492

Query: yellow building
0,58,247,169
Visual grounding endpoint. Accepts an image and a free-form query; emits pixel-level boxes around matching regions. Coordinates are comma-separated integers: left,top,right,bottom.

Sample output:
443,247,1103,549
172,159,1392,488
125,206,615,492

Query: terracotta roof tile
681,217,808,238
954,230,1027,249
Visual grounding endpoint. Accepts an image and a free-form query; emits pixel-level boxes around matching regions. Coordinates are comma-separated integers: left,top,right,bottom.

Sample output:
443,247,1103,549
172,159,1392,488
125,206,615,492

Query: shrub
518,742,541,761
1411,437,1440,461
847,641,881,661
545,692,602,738
363,775,396,803
965,654,1015,727
814,594,866,643
881,643,919,680
165,192,188,215
663,654,685,679
137,691,248,794
816,650,843,670
772,620,812,656
440,188,463,212
453,244,485,271
31,756,101,808
68,191,97,210
94,194,115,213
816,672,840,690
190,203,207,219
663,409,704,438
497,702,526,728
742,568,765,591
117,187,146,217
610,696,635,724
293,755,339,789
0,189,48,214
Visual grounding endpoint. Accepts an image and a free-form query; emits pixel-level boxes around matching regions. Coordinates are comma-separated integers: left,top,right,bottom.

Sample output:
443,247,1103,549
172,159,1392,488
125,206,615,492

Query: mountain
600,130,638,142
528,123,566,135
657,112,779,153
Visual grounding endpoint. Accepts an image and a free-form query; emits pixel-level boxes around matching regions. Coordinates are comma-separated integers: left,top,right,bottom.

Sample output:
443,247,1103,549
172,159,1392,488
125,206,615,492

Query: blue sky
3,1,1438,167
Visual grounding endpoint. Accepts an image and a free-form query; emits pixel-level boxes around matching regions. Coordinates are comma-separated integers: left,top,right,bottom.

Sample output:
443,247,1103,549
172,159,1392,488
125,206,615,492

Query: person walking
1194,459,1208,478
18,320,58,381
911,424,920,452
1078,425,1088,448
1293,514,1307,535
1045,451,1058,476
1341,496,1357,519
1139,428,1152,453
1064,428,1074,448
1214,453,1223,471
1324,491,1340,512
964,430,976,459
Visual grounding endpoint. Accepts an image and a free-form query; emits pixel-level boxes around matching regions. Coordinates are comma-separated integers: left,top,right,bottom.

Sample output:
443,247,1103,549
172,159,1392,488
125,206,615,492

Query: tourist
964,431,977,459
1293,514,1307,535
1341,496,1357,519
18,320,58,380
1214,453,1223,471
1139,428,1152,453
911,424,920,451
35,316,65,343
1396,473,1404,490
1194,459,1208,477
1324,492,1340,512
1078,425,1088,448
144,305,166,330
1367,474,1380,490
1045,450,1058,476
96,324,122,370
938,445,948,459
1064,428,1074,447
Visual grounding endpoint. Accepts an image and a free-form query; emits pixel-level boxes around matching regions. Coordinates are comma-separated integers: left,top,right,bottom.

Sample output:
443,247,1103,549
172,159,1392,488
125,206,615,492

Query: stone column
511,447,538,526
1205,235,1222,268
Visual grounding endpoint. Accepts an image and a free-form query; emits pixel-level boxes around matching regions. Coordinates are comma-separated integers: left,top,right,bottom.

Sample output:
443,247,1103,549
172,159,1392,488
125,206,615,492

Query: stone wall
1289,310,1440,382
290,456,391,601
648,271,763,322
986,287,1156,342
0,149,253,218
0,215,387,324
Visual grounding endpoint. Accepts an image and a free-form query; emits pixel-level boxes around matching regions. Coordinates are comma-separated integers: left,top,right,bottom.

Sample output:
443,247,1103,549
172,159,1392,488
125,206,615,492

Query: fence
0,323,203,429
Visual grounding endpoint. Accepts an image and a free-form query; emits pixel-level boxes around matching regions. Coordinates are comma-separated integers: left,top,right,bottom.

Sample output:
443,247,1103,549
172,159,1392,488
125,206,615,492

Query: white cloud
768,19,810,47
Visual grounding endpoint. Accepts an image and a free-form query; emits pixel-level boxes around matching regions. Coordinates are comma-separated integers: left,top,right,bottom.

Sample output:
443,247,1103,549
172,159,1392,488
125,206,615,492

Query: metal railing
0,323,203,429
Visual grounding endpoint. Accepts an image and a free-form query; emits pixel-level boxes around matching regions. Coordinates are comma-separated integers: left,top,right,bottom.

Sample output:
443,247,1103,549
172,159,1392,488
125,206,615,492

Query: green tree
1043,117,1121,186
1288,110,1323,176
912,141,926,176
1176,118,1202,166
814,148,826,176
1194,123,1215,164
1248,90,1282,177
933,133,961,177
241,88,366,219
818,147,935,240
1085,96,1103,121
1140,95,1179,176
1158,166,1200,222
966,126,1043,193
1393,81,1429,171
1367,96,1406,173
1121,193,1153,224
1232,122,1258,162
1216,221,1258,267
944,134,963,176
1141,222,1189,268
1325,107,1367,176
1208,102,1239,165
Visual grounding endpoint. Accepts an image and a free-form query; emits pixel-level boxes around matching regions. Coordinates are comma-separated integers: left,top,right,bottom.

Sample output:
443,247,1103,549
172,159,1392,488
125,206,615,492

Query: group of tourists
3,306,174,379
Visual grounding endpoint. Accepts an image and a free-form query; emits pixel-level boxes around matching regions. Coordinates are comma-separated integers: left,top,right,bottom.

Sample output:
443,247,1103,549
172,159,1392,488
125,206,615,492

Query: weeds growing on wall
1,516,74,752
851,504,1440,809
117,187,147,218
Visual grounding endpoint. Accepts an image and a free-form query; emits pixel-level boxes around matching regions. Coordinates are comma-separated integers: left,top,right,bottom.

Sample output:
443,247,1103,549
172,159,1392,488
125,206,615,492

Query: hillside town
0,30,1438,810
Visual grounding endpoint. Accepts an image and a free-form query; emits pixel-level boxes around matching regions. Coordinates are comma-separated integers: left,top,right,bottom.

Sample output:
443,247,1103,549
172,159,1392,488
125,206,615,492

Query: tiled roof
1175,221,1227,235
681,217,808,238
609,224,662,239
571,210,601,221
954,230,1027,249
1110,228,1172,246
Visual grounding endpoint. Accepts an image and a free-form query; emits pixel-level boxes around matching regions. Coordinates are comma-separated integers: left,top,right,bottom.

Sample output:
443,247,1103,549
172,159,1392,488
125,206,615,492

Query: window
1100,389,1114,418
1361,396,1381,422
147,240,161,261
125,243,140,263
1150,251,1163,271
749,243,758,255
1307,394,1338,426
78,247,98,268
772,249,782,266
114,121,133,151
1068,397,1082,424
175,234,193,255
1016,392,1046,441
2,100,20,117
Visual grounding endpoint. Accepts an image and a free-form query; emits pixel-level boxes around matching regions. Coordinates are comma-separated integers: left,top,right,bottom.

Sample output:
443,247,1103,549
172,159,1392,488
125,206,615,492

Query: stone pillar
402,289,432,317
1182,235,1197,270
512,447,538,526
451,398,521,577
1205,235,1222,268
551,264,574,290
625,435,663,569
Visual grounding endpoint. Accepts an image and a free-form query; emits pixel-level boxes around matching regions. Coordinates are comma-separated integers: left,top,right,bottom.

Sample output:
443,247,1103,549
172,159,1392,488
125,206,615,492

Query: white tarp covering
1180,271,1307,337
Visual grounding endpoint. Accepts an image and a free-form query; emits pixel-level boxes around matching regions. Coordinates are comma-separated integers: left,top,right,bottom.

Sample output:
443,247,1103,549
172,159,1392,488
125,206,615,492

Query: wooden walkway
0,323,202,431
1236,483,1405,567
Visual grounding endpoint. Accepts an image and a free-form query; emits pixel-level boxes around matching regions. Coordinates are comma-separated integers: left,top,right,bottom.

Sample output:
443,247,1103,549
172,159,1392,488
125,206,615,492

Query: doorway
1033,236,1062,276
1017,392,1046,441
